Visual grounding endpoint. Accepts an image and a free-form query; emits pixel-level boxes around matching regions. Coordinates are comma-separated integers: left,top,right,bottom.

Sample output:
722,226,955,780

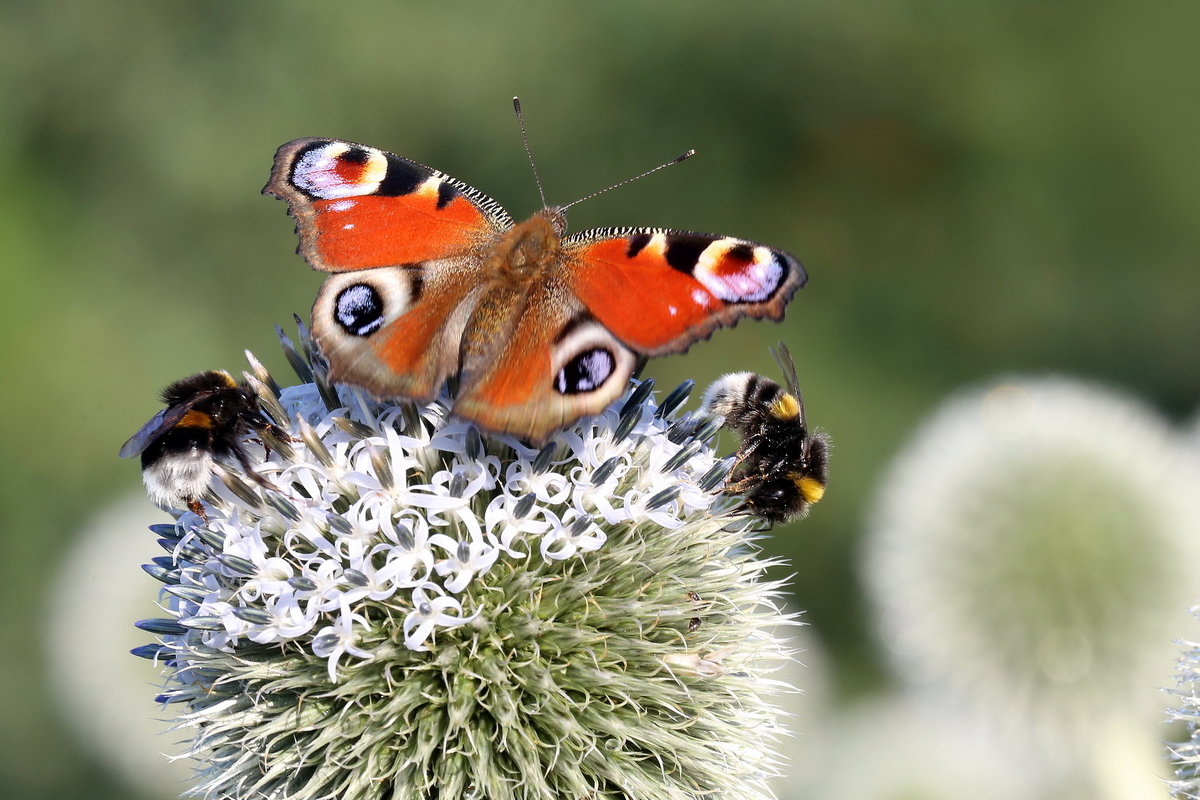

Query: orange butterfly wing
451,277,640,442
452,227,806,442
266,138,510,399
267,139,809,442
310,262,488,402
264,138,512,271
563,228,806,354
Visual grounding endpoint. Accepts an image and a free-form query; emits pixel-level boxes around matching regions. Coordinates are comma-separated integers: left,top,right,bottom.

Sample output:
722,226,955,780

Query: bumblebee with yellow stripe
701,343,829,523
119,370,285,519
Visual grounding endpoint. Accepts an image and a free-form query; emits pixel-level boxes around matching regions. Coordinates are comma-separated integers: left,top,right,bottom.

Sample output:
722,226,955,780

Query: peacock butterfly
264,110,807,443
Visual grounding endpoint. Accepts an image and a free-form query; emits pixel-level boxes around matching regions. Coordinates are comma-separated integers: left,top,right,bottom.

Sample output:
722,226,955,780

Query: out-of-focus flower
864,377,1200,776
784,693,1042,800
49,494,193,798
130,327,800,800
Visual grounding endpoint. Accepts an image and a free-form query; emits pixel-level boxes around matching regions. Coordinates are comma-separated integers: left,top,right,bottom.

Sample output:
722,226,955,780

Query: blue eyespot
334,284,384,337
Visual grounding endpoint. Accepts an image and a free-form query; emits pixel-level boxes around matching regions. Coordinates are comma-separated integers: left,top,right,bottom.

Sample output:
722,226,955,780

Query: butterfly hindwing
452,281,640,443
563,228,805,356
264,138,513,272
310,257,489,402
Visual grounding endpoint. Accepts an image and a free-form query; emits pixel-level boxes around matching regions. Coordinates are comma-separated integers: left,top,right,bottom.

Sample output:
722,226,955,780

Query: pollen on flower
130,322,801,800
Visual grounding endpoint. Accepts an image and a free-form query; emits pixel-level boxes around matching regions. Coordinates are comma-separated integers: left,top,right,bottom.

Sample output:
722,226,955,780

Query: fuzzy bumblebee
119,370,285,518
702,343,829,523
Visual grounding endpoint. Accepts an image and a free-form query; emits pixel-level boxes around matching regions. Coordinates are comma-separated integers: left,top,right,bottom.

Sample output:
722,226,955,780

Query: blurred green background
3,1,1197,798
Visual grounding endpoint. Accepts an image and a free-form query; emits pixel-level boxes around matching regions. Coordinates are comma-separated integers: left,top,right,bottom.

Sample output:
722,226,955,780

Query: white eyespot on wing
694,240,785,303
314,269,422,341
551,319,639,398
292,142,388,199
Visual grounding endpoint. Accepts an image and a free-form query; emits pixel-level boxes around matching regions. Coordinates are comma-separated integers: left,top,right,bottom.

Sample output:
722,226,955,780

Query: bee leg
725,435,765,478
723,475,757,494
230,443,279,493
739,435,768,461
265,422,296,443
186,498,209,522
250,422,296,459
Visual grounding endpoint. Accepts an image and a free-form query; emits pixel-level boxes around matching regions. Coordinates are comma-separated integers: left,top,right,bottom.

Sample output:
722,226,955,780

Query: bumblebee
119,370,285,518
701,343,829,523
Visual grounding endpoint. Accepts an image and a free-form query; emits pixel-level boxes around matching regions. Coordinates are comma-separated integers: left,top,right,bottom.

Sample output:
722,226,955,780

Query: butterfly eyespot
291,142,389,200
555,348,616,395
334,283,386,337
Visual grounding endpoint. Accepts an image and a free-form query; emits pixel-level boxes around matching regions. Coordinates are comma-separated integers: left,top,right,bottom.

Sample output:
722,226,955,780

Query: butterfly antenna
513,97,549,209
560,148,696,213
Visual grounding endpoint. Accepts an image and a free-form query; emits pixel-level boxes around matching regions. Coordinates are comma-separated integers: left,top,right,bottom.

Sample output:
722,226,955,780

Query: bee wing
118,402,197,458
769,341,807,424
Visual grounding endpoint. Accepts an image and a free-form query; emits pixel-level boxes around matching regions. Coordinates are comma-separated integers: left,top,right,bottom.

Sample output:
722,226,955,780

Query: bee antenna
512,97,549,210
560,148,696,213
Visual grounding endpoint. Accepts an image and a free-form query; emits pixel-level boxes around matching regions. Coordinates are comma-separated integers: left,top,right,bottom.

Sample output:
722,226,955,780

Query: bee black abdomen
746,477,802,523
139,426,211,469
702,372,786,436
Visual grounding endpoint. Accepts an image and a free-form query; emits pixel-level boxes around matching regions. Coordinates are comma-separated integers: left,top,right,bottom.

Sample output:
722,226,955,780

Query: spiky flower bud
131,326,798,800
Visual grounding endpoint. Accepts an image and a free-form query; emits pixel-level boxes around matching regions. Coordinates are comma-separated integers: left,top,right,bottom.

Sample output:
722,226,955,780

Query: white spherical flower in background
863,377,1200,786
49,494,194,798
129,325,802,800
1189,407,1200,446
784,692,1041,800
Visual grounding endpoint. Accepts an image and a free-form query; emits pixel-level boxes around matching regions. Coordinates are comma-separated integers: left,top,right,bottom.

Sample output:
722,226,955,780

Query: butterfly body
267,137,807,442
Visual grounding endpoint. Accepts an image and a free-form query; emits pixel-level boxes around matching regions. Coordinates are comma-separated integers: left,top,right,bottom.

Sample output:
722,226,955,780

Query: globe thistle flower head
865,377,1200,755
132,323,799,800
1165,608,1200,798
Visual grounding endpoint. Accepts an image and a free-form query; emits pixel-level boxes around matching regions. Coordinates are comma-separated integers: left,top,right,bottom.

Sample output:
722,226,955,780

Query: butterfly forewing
562,227,805,356
264,138,513,272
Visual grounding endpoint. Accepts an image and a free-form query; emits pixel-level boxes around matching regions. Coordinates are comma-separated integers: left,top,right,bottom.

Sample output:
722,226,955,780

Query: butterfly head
535,206,568,237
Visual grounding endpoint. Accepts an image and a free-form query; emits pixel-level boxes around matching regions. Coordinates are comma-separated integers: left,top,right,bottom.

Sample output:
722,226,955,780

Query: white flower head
864,376,1200,760
131,324,800,800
